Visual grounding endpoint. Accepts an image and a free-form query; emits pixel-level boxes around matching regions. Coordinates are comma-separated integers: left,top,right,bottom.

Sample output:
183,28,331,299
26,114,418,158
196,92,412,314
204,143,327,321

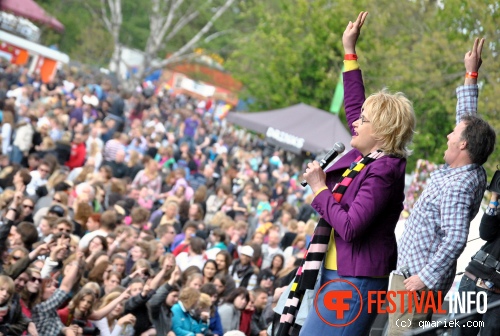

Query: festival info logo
314,279,363,327
315,280,488,327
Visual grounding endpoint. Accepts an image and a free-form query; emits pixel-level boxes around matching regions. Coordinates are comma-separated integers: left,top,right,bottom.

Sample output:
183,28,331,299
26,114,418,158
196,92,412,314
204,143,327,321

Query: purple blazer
311,69,406,277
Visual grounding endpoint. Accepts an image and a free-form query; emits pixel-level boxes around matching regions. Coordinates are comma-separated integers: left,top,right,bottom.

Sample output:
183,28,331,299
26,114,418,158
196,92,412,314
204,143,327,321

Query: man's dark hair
17,222,38,250
18,168,31,186
100,210,117,231
169,284,181,293
200,283,217,297
183,221,198,233
225,287,250,305
253,287,269,298
54,182,71,192
55,218,74,230
189,237,206,255
461,115,496,165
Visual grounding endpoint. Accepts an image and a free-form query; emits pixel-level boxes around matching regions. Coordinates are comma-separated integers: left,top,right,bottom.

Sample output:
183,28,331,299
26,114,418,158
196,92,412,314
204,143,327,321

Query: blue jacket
209,310,223,336
171,302,208,336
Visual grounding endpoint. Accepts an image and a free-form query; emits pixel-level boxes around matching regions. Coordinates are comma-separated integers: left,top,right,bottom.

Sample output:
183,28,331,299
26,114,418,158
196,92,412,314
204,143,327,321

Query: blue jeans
9,145,23,164
451,275,500,336
299,267,389,336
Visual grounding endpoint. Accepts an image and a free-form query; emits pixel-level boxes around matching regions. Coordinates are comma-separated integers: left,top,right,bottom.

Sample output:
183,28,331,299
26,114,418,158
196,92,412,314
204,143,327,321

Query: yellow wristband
314,186,329,197
344,60,360,72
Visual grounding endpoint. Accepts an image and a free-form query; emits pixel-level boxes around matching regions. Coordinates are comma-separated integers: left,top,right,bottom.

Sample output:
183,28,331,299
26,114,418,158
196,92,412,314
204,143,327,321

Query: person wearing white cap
228,245,258,290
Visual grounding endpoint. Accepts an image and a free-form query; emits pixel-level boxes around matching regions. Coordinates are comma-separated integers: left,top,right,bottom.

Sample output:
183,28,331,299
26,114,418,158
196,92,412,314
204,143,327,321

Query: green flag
329,66,344,114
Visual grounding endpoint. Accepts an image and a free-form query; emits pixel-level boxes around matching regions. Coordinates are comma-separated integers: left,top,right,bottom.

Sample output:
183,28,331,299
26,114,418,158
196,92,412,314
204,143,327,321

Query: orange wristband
465,72,478,79
344,54,358,60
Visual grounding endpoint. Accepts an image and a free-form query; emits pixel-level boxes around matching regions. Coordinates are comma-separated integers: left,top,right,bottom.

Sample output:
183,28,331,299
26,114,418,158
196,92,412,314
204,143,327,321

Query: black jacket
0,294,30,336
55,142,71,165
465,211,500,287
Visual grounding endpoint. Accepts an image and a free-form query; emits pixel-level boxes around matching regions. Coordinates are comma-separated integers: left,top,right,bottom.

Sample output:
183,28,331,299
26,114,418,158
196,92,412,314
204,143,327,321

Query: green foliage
37,0,115,65
225,0,500,174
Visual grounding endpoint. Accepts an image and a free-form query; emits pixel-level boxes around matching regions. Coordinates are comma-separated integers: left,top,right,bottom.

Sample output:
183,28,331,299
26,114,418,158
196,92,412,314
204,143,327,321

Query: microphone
300,142,345,187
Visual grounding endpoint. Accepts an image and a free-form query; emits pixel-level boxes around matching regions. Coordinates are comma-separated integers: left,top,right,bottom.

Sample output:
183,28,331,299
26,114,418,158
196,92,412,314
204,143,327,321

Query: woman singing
280,12,417,335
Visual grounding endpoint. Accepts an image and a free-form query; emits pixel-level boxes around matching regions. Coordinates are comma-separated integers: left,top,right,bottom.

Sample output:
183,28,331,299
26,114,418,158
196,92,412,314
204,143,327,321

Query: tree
98,0,123,72
141,0,236,79
225,0,499,173
86,0,236,85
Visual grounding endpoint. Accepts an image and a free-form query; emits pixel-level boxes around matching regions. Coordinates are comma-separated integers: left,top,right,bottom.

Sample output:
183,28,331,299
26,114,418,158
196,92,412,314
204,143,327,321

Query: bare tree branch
204,29,233,43
82,1,101,22
100,0,112,31
164,10,200,42
158,0,185,44
157,0,236,68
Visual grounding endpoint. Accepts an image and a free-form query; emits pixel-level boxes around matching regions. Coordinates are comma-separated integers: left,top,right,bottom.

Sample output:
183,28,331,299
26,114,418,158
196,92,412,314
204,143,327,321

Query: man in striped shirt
103,132,126,162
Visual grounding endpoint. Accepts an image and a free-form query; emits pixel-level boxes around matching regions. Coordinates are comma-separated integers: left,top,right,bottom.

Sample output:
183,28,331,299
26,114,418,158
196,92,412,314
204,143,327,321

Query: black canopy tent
227,103,352,154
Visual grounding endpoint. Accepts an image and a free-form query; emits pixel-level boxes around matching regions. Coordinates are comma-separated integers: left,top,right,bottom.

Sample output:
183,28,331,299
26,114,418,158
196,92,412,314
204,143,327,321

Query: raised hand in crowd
28,242,50,261
130,267,147,279
464,37,485,85
141,284,153,298
89,287,132,320
4,186,24,222
50,236,70,262
60,261,80,293
167,265,181,286
342,11,368,54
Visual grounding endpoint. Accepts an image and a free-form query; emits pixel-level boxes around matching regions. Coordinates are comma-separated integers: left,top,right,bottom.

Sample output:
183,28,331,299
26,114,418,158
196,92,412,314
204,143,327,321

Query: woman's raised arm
342,12,368,133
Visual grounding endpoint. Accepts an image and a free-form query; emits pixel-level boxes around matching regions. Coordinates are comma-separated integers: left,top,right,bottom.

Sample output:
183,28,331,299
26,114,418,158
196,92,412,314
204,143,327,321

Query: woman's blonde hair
0,275,15,298
0,190,14,210
186,273,203,288
362,90,416,158
41,137,55,150
81,281,100,297
161,200,179,216
305,219,316,236
89,142,100,157
74,166,94,184
46,170,68,191
179,287,200,310
128,150,141,167
99,290,123,309
54,191,69,205
291,234,306,247
198,293,212,310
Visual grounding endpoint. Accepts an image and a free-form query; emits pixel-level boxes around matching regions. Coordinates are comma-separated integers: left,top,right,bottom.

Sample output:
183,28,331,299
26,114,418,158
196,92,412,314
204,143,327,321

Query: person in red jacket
65,133,86,169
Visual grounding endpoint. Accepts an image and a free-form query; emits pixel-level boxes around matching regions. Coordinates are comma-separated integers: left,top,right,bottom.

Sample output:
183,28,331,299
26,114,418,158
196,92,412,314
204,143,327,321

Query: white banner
266,127,305,150
180,77,216,97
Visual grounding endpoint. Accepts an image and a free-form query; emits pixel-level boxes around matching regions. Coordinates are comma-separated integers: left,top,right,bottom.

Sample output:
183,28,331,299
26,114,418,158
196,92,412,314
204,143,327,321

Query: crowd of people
0,34,321,336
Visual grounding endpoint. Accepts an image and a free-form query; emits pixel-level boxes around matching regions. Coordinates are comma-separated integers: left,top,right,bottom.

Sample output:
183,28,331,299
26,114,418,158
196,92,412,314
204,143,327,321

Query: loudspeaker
488,170,500,194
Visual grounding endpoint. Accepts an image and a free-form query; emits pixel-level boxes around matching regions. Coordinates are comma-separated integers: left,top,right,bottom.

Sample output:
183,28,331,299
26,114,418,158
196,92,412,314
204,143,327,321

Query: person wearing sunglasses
26,160,51,197
0,242,49,290
14,272,29,293
20,197,35,223
19,268,43,319
6,247,28,267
